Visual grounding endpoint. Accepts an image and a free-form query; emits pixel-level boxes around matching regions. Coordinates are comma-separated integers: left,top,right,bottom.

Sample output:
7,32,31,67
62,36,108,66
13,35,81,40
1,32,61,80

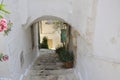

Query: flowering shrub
0,19,7,32
0,53,9,61
0,0,12,62
0,0,13,35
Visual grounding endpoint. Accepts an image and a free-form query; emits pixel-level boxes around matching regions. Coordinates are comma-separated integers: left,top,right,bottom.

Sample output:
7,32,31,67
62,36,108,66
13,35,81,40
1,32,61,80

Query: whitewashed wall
0,34,10,78
0,0,73,79
27,0,72,26
0,0,37,80
73,0,120,80
71,0,97,80
93,0,120,80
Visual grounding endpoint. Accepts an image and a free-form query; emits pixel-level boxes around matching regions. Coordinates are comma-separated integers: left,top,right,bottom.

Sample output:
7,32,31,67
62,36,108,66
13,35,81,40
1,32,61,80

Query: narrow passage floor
23,50,77,80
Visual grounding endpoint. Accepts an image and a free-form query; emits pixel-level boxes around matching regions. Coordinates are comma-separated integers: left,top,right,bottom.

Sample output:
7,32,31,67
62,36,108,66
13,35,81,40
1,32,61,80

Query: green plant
61,51,74,62
56,46,74,62
41,36,48,49
55,45,64,53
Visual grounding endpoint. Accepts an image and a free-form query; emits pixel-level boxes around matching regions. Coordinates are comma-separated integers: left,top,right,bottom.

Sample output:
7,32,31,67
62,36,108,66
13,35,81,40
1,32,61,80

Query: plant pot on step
64,61,73,68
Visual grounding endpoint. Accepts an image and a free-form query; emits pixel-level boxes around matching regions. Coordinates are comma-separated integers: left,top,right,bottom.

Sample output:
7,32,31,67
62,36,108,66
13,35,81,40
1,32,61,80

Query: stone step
23,73,78,80
28,69,73,76
23,51,76,80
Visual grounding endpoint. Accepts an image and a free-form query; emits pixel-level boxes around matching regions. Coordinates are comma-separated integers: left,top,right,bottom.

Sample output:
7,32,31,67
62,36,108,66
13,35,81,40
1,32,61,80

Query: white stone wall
93,0,120,80
73,0,120,80
0,35,10,78
71,0,97,80
27,0,72,25
94,0,120,62
0,0,37,80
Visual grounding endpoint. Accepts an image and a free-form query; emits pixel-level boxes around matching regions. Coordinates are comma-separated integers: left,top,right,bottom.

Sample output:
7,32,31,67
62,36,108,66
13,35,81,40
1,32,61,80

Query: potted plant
62,51,74,68
56,46,74,68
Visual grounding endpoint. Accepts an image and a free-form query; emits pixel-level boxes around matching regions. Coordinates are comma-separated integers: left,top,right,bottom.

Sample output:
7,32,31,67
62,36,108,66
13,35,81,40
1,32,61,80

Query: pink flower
0,19,8,32
1,19,7,23
2,55,9,61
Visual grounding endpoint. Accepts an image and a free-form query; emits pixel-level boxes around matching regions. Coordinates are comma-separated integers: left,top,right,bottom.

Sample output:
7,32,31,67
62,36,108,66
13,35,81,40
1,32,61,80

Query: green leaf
0,15,3,19
1,9,10,14
0,53,3,61
0,4,10,14
0,53,3,60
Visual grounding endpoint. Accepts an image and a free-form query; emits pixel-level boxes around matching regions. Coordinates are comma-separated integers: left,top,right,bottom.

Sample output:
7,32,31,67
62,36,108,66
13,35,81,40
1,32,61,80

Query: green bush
56,46,74,62
56,46,64,53
41,37,48,49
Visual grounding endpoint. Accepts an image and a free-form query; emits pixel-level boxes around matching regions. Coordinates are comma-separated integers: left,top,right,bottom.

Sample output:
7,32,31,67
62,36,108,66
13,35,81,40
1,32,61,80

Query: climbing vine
0,0,13,62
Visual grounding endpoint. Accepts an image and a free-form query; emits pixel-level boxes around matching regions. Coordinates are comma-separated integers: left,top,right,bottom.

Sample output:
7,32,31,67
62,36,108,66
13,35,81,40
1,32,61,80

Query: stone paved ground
23,50,78,80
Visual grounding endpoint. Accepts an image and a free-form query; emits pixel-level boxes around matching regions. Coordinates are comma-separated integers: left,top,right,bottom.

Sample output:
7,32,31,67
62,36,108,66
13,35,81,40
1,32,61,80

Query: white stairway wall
0,0,37,80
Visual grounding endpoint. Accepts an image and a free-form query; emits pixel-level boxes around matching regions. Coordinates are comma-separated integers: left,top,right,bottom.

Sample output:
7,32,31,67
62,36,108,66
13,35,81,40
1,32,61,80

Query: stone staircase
23,49,78,80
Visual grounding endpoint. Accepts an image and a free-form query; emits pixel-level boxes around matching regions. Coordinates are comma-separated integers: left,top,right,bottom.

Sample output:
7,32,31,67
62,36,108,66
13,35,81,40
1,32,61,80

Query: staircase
23,49,78,80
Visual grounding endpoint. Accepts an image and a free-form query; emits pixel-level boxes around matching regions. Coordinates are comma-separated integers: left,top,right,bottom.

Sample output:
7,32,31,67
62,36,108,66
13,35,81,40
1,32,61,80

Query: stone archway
29,15,77,67
29,15,72,49
27,15,69,28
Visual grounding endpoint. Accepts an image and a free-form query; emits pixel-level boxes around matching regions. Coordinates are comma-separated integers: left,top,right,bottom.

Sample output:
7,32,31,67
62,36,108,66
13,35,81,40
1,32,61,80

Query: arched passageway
23,16,78,80
30,15,74,66
29,15,75,55
29,15,74,55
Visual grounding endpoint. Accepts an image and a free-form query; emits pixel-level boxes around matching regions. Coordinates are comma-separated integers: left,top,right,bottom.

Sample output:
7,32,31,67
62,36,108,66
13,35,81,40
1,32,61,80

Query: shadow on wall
20,51,24,68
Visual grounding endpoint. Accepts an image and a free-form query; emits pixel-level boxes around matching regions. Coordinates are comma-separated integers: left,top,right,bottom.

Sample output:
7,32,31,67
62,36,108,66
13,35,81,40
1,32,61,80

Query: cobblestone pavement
23,50,78,80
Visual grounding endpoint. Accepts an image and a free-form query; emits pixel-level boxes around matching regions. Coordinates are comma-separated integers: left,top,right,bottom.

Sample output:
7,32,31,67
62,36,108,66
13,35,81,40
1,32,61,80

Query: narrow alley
23,49,78,80
0,0,120,80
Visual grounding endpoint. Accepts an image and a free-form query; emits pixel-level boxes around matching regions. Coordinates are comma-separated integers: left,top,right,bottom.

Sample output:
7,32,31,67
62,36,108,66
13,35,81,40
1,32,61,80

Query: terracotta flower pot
64,61,73,68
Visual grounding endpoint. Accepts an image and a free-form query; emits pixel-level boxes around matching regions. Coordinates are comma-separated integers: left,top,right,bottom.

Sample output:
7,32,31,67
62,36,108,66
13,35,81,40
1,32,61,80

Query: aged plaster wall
0,0,37,80
6,2,37,79
0,35,10,78
92,0,120,80
27,0,73,27
72,0,120,80
71,0,97,80
23,0,94,80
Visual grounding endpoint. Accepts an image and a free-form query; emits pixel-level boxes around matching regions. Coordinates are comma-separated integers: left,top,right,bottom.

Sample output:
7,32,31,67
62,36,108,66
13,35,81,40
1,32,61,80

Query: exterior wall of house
40,21,62,49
